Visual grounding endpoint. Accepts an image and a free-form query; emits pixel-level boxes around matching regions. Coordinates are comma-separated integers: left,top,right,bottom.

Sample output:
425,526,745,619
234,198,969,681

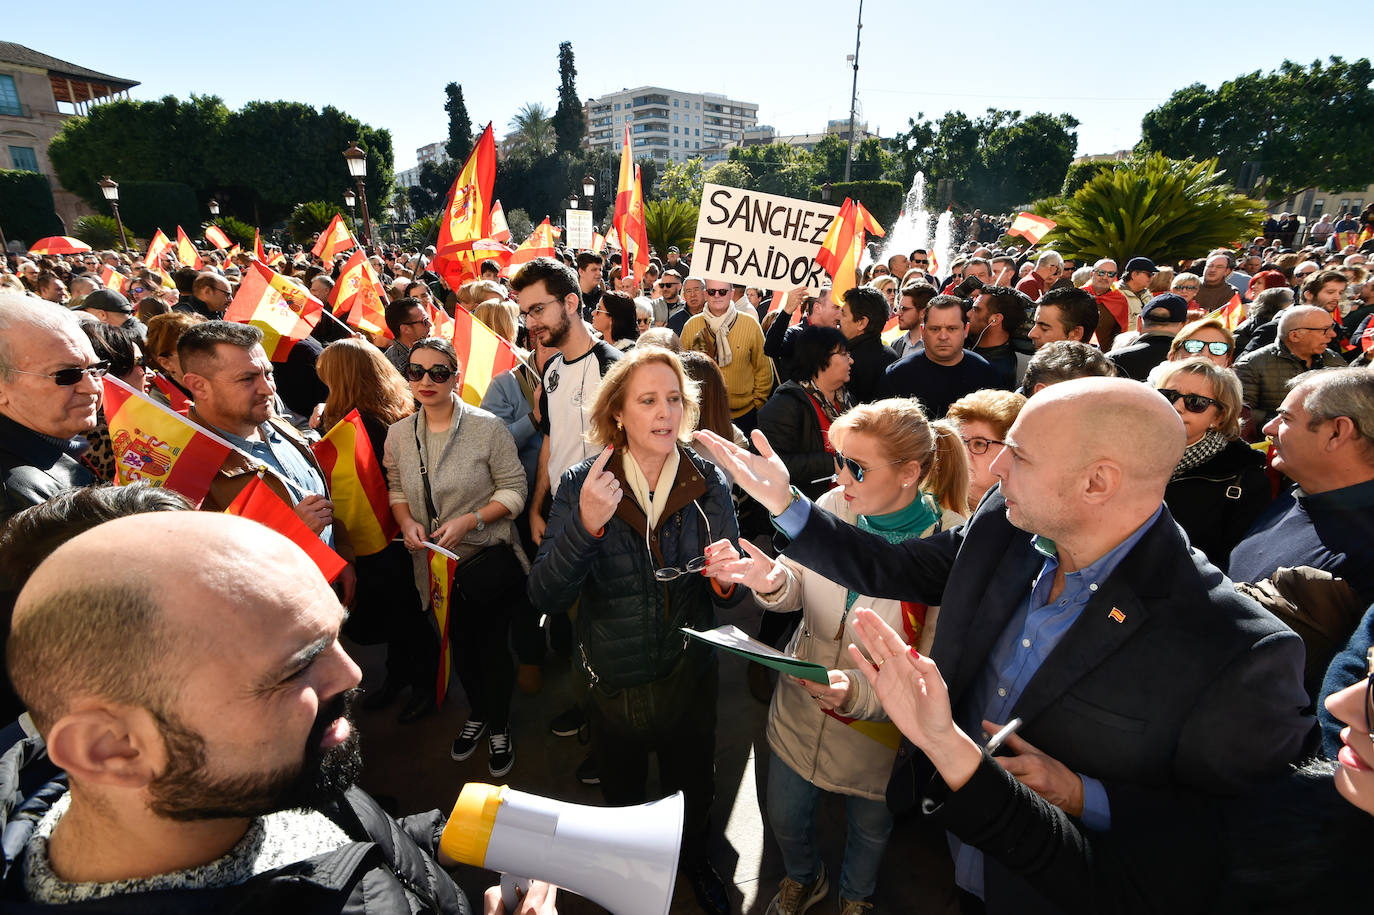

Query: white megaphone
440,783,684,915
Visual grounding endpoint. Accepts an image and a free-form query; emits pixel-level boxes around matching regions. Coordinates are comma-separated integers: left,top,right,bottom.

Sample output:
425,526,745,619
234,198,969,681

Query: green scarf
844,492,941,612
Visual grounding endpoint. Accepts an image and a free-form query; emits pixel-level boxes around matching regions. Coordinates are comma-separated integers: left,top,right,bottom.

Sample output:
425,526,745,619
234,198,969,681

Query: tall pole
355,178,373,246
844,0,864,183
110,201,130,253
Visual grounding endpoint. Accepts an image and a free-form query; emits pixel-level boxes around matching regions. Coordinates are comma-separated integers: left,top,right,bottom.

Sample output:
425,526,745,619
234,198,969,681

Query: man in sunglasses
1233,304,1347,431
1107,293,1187,381
680,279,770,432
1082,258,1130,350
651,269,683,327
0,295,100,527
381,297,432,374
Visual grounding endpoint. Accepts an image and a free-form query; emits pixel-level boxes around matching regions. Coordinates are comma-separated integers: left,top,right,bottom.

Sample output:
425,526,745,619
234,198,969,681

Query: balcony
633,94,669,107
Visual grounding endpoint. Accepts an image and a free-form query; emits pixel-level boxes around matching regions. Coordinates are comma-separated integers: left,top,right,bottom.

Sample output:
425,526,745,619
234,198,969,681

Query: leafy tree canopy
1138,56,1374,199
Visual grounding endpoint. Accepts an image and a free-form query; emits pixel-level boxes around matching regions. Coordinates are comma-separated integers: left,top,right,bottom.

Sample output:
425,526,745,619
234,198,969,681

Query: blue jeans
766,751,894,901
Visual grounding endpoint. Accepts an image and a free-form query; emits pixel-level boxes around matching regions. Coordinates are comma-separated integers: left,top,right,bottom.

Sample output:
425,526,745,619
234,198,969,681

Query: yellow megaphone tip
440,782,506,866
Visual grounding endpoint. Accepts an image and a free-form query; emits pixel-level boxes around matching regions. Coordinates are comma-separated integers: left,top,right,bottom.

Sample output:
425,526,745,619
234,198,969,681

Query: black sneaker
488,728,514,777
575,753,600,785
549,706,585,737
450,719,487,761
685,857,730,915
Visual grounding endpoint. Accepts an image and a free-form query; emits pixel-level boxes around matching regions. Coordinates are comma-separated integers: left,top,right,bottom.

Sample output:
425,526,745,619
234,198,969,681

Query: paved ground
350,597,961,915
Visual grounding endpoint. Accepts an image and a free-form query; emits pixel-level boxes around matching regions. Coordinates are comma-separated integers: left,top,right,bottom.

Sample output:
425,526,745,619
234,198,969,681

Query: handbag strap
412,413,441,526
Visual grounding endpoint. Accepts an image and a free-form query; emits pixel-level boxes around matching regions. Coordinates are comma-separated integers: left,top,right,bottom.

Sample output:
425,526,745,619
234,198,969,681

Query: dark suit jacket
782,488,1313,914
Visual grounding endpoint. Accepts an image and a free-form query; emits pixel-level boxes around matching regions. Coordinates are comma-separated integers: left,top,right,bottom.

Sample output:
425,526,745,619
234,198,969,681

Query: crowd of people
2,207,1374,915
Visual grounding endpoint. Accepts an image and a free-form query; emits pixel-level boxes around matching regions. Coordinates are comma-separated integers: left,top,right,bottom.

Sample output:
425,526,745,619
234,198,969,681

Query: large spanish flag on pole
313,409,398,557
1007,212,1057,245
175,226,204,269
612,127,650,285
205,225,232,249
145,229,174,278
311,213,357,260
425,542,458,704
432,123,497,288
451,304,521,406
224,261,324,361
224,473,347,582
502,219,557,278
332,250,391,338
102,374,234,506
816,198,862,300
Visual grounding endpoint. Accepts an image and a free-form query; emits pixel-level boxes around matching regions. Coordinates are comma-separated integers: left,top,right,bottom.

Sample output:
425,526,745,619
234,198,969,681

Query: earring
902,482,910,488
616,419,623,430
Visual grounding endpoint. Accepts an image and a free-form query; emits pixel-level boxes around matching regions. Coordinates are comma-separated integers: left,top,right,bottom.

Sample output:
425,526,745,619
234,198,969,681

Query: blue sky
9,1,1369,172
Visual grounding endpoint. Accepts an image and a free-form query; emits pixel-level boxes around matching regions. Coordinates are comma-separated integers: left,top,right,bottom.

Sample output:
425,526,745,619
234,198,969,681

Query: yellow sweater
681,309,773,417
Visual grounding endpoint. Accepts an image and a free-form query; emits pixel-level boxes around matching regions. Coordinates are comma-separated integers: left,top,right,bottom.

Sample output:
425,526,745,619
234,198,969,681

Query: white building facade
583,86,758,164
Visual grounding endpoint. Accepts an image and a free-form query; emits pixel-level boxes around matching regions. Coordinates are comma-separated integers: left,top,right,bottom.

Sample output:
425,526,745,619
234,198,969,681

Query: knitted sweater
681,309,772,417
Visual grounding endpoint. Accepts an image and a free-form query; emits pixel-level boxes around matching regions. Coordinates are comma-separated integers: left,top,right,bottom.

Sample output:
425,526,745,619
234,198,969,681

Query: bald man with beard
1,513,554,914
694,378,1313,915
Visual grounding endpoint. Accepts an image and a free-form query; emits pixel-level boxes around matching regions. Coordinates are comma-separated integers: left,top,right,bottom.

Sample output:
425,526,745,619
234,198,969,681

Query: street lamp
582,175,595,198
342,141,373,245
208,198,220,217
568,196,579,210
822,182,833,203
384,205,397,245
98,176,129,253
343,188,357,227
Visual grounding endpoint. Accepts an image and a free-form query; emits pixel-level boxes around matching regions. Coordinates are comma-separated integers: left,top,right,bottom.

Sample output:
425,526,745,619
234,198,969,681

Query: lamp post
582,174,595,219
208,198,220,218
384,205,397,245
98,176,130,253
343,188,357,228
342,141,373,245
843,0,864,182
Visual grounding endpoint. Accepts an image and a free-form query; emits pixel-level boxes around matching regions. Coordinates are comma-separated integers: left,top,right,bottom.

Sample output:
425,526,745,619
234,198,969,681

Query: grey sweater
383,396,529,588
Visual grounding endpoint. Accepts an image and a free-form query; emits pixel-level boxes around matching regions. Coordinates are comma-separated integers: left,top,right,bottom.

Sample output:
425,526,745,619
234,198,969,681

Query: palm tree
506,103,556,159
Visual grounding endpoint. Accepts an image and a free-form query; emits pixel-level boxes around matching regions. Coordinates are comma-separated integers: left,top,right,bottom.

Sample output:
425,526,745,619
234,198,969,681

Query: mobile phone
985,717,1023,757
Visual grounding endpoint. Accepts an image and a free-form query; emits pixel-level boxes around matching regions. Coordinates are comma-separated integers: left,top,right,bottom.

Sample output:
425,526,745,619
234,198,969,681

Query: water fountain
879,171,931,273
932,209,953,281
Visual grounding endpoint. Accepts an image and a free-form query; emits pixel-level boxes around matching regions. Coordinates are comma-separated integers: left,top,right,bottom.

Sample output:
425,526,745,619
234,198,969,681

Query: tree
703,161,752,190
552,42,585,155
444,83,473,164
1038,153,1262,266
656,159,707,205
1138,57,1374,199
506,103,557,159
643,199,699,257
288,201,354,245
72,214,121,248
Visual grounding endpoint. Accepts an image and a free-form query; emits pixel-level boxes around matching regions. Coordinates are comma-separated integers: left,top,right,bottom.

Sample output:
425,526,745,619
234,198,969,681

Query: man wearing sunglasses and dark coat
1106,293,1188,381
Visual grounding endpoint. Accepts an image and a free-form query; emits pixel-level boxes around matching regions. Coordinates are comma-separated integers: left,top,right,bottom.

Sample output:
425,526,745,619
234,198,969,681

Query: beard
148,689,363,821
542,305,571,349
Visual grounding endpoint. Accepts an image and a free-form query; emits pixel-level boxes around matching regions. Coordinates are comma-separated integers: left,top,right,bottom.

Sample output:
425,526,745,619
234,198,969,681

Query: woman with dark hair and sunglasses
527,345,746,915
704,398,968,915
383,336,529,778
1156,357,1271,570
757,325,854,502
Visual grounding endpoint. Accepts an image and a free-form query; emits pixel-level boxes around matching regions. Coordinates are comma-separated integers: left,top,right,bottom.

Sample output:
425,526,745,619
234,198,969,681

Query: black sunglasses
1157,387,1221,414
1365,648,1374,745
833,451,902,483
406,363,457,383
11,361,110,386
1181,339,1231,356
704,288,731,297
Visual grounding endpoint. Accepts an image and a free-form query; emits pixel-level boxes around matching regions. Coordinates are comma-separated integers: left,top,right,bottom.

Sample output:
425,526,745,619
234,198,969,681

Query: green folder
682,624,830,684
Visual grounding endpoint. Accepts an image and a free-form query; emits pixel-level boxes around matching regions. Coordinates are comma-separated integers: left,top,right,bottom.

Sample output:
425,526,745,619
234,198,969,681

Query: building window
614,103,621,111
8,146,38,172
674,99,679,107
695,129,700,136
0,75,20,116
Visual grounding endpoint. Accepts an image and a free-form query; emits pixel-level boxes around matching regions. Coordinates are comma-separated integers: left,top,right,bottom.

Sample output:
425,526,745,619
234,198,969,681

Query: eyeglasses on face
1157,387,1221,414
1173,284,1200,291
519,298,561,322
911,259,928,266
833,451,903,483
961,436,1005,456
704,288,732,297
400,316,432,328
11,361,110,386
405,363,457,383
1093,270,1117,278
1181,339,1232,356
650,501,712,582
1295,324,1337,335
1364,647,1374,744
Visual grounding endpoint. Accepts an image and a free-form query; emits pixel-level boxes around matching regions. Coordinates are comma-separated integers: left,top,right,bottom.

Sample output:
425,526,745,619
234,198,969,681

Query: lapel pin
1108,608,1126,624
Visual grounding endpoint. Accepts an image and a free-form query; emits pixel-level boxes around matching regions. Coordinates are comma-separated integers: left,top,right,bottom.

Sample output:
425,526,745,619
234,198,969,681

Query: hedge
0,170,65,247
808,180,904,231
101,181,200,239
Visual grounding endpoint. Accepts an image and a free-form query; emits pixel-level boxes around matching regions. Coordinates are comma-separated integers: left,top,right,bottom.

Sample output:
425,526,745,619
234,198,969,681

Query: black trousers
584,654,719,863
448,544,522,729
353,541,438,694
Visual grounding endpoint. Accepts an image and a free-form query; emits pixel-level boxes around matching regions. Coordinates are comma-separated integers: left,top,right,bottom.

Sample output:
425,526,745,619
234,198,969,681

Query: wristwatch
773,485,803,518
472,512,486,532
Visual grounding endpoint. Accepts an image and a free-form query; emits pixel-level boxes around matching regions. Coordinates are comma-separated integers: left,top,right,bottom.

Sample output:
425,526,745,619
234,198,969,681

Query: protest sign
564,210,593,250
690,184,839,291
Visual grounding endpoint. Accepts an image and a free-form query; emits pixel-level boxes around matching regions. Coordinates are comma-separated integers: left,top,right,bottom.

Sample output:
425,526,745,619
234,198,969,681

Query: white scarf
701,301,738,368
623,446,680,531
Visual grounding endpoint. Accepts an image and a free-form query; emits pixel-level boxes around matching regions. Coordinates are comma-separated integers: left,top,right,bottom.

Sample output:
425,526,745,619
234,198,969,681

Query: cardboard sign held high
690,184,839,291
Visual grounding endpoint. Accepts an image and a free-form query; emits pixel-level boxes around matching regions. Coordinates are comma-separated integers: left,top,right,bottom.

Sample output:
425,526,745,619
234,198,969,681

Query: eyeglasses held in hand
961,436,1005,456
649,500,712,582
1180,339,1232,356
406,363,457,383
1156,388,1220,414
833,451,903,483
11,361,110,386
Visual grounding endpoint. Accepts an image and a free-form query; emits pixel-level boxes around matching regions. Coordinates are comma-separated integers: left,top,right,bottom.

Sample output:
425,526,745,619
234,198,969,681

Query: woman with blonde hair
1167,316,1236,368
704,397,968,915
946,388,1028,511
315,339,438,724
528,346,744,912
1155,357,1270,569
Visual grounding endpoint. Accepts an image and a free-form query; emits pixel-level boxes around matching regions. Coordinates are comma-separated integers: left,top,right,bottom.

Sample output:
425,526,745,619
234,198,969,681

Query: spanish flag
451,304,521,406
613,128,651,285
102,374,233,506
98,264,124,293
311,213,356,260
175,226,204,269
1008,212,1057,245
149,372,191,415
254,228,284,267
312,409,398,557
816,198,862,299
1206,293,1245,331
224,261,324,361
332,250,391,338
591,231,606,255
490,199,511,242
881,313,905,346
432,123,497,286
425,542,458,704
145,229,174,277
224,472,347,582
205,225,232,249
428,301,455,340
503,219,556,278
